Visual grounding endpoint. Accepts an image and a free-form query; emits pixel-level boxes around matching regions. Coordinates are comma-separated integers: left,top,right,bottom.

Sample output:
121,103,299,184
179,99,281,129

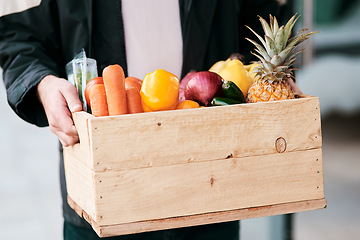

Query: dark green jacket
0,0,284,232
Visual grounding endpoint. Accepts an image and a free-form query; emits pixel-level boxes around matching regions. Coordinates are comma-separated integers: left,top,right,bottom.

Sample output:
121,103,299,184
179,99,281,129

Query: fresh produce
211,97,242,106
176,100,200,109
180,70,197,90
209,54,252,97
66,49,98,110
140,69,179,112
85,77,103,107
102,64,128,115
221,80,245,103
179,70,196,102
126,87,144,114
89,84,109,117
245,14,318,102
125,76,142,92
77,14,319,118
209,58,231,73
184,71,223,106
244,62,261,83
209,53,245,72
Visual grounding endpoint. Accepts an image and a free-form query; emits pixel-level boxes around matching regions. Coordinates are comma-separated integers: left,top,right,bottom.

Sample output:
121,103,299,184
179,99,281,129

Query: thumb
62,84,83,113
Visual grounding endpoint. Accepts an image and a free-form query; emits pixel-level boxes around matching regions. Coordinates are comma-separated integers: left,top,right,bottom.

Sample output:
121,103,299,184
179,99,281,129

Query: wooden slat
70,111,94,169
97,198,327,238
63,144,96,220
83,96,321,172
93,149,324,226
68,196,326,238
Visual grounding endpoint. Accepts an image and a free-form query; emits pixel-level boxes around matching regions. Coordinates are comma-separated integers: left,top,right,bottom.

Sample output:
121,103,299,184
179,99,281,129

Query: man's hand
37,75,83,146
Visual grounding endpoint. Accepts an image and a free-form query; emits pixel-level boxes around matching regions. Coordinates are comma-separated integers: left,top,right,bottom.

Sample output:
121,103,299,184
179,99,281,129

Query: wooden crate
63,95,326,238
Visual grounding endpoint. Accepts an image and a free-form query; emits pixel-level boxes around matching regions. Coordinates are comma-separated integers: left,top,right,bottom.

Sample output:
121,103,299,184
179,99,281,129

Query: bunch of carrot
86,64,144,117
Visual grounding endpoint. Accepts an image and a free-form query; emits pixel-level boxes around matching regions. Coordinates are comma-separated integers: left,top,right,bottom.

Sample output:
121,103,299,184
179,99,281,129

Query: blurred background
243,0,360,239
0,0,359,239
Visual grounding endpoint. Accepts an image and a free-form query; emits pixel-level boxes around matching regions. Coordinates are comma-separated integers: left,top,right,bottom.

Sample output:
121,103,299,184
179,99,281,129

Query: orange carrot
85,77,103,107
102,64,127,115
126,87,144,114
125,76,142,92
89,84,109,117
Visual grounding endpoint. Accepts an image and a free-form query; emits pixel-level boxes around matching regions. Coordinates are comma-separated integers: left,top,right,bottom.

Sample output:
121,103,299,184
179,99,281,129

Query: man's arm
0,0,81,146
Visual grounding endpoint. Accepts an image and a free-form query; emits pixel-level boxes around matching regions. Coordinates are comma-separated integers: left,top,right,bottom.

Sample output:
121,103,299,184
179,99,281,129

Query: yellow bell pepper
140,69,179,112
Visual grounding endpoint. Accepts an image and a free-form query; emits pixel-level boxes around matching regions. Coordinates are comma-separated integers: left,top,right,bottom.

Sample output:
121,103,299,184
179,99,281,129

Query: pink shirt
122,0,183,80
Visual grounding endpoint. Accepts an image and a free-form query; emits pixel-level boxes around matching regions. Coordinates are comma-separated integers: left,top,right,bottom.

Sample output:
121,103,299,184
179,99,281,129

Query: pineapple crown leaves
250,61,295,83
245,13,319,72
253,68,294,84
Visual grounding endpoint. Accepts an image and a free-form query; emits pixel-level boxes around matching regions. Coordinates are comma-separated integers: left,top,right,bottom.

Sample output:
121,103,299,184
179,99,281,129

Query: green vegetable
211,97,242,106
222,80,245,103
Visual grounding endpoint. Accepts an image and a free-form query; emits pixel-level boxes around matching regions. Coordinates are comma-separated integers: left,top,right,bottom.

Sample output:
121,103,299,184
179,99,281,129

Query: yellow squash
210,58,253,97
245,62,261,83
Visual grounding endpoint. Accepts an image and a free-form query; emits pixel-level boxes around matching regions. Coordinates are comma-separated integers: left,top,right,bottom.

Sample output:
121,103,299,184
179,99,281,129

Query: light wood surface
68,111,93,169
63,96,325,237
74,96,321,172
92,149,324,225
63,143,96,220
68,196,327,238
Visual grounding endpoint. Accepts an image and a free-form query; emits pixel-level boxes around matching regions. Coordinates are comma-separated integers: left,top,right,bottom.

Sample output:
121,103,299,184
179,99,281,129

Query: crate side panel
63,144,96,219
93,148,324,225
71,111,94,169
89,97,322,172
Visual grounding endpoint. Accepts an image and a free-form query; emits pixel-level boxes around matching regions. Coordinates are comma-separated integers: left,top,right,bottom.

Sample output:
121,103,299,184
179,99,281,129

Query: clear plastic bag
66,49,98,111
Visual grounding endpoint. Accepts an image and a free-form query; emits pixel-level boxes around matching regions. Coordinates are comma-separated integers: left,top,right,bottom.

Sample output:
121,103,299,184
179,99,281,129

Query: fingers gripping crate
63,95,326,238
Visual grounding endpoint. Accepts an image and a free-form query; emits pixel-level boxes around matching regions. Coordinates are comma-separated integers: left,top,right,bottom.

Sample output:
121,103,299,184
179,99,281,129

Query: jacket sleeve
0,0,64,127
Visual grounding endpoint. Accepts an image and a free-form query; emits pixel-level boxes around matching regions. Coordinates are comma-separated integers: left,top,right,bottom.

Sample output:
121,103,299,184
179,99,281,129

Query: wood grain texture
68,196,326,237
69,111,94,169
63,143,96,220
93,149,324,226
63,96,326,237
79,96,321,172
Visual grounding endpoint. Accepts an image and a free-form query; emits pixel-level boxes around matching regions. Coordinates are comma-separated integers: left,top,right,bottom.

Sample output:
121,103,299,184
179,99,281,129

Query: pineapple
245,14,318,103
